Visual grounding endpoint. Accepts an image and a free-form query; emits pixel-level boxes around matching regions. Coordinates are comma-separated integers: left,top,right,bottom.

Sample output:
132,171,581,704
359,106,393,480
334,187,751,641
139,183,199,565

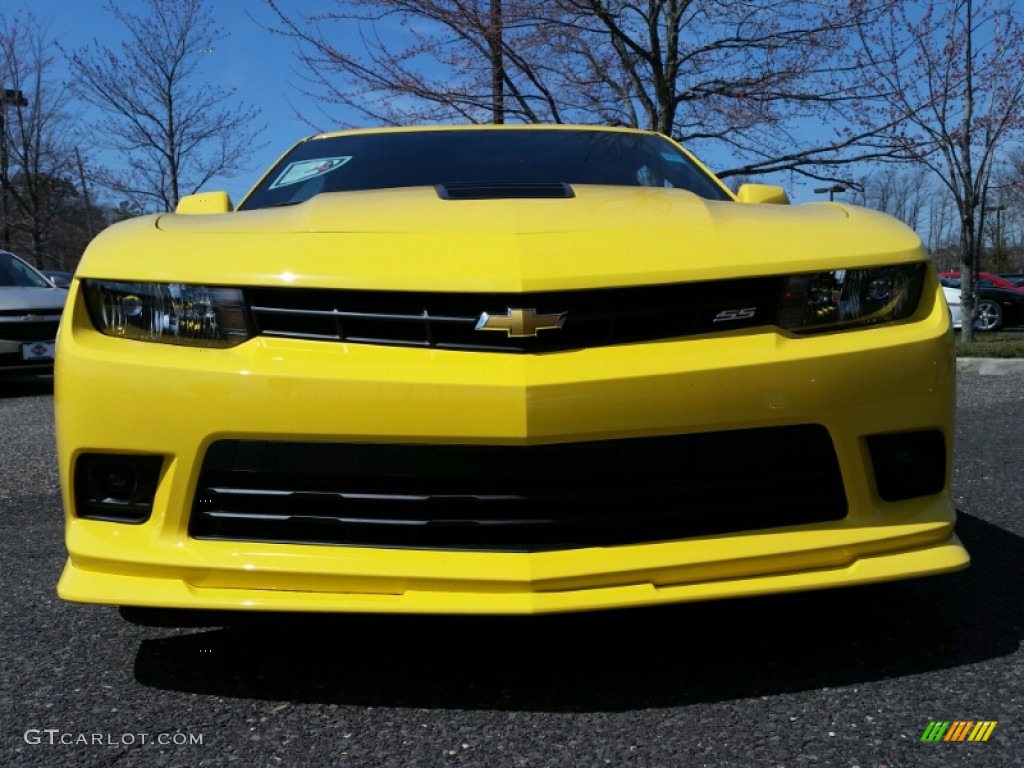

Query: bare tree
926,194,962,268
0,12,79,267
66,0,266,212
996,151,1024,271
263,0,545,127
542,0,921,180
853,166,931,232
854,0,1024,340
264,0,918,182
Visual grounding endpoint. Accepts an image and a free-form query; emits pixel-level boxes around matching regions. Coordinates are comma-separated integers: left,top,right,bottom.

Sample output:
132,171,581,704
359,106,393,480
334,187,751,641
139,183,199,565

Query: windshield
240,129,732,210
0,252,51,288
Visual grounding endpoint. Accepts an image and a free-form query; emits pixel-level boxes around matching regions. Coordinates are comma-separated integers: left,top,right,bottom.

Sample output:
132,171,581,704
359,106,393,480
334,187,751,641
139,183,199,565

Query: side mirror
735,184,790,205
175,191,234,214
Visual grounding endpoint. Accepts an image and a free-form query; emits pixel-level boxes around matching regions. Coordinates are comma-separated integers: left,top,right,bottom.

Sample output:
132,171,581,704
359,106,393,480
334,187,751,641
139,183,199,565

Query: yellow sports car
55,125,968,617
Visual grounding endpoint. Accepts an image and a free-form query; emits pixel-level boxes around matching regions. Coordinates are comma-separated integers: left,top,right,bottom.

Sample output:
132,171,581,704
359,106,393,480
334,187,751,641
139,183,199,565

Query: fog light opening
93,463,139,503
866,430,946,502
74,454,163,524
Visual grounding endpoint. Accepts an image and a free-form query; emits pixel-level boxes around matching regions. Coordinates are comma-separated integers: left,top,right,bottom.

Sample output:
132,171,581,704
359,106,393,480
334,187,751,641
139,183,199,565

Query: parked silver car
0,250,67,374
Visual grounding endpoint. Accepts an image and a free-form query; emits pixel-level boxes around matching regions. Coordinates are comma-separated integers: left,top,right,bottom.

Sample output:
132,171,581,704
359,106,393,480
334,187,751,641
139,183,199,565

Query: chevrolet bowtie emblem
475,308,567,337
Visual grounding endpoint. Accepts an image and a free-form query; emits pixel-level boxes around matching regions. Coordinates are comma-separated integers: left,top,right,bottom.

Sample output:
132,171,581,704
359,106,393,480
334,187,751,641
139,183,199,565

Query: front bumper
55,280,968,614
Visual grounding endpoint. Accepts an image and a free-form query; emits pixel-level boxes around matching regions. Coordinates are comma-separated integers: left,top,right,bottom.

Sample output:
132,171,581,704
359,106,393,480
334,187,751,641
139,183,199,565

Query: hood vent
436,181,575,200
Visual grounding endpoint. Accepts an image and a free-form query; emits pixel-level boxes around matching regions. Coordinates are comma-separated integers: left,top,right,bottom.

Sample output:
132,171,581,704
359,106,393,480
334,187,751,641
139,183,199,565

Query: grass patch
955,331,1024,358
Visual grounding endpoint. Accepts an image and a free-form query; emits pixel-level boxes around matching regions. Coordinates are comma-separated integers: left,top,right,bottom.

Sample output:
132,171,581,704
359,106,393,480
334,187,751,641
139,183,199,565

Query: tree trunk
960,213,977,343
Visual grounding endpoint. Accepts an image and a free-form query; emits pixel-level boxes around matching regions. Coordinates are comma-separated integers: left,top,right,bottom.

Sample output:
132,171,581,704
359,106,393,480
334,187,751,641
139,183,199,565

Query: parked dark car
938,275,1024,331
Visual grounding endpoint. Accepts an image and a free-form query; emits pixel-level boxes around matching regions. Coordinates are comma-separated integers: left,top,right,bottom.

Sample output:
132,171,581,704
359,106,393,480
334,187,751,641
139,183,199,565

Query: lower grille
189,426,848,552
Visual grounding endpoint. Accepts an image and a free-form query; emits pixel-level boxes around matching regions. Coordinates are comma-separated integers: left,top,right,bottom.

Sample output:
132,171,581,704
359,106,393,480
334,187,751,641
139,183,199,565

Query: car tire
974,299,1003,331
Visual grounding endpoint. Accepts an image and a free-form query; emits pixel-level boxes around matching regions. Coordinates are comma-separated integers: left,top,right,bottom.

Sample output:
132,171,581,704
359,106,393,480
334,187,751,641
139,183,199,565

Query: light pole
986,179,1020,272
1,88,28,251
988,205,1006,271
814,184,847,201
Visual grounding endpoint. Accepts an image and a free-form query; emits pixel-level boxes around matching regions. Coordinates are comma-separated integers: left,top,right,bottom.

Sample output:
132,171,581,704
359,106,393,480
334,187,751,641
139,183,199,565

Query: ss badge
712,307,758,323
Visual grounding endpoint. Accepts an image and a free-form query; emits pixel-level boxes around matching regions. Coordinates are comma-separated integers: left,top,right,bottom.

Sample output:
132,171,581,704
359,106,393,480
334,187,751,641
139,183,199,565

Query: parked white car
943,284,963,329
0,250,67,374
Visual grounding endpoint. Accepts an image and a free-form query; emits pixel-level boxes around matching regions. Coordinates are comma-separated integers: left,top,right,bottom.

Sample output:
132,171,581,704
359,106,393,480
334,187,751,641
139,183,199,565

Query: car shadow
132,510,1021,712
0,374,53,398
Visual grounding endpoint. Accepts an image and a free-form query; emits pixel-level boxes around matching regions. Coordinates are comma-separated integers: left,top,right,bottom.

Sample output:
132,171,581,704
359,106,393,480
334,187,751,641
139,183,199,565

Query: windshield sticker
660,152,686,164
269,157,352,189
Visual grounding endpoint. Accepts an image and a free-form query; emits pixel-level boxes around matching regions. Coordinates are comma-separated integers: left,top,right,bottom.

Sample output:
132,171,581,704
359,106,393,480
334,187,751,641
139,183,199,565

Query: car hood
81,185,925,293
0,286,68,312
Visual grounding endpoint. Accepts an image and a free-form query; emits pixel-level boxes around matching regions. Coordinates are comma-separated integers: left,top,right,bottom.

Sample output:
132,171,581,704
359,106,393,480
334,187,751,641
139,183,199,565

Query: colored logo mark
920,720,997,742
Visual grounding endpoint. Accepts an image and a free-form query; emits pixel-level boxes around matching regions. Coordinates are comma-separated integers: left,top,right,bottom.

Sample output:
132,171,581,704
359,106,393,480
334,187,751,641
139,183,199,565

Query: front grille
0,318,60,342
189,426,848,552
247,278,783,353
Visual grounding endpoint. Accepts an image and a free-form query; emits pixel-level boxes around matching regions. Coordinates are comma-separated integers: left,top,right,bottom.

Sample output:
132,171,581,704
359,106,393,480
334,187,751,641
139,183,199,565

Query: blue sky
12,0,345,205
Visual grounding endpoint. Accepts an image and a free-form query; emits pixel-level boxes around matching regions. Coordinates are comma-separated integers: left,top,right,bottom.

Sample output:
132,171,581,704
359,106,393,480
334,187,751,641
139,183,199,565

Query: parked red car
997,273,1024,288
938,271,1024,292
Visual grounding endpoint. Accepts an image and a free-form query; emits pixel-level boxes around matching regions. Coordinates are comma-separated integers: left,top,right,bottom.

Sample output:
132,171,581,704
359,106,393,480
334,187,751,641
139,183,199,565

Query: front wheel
974,299,1003,331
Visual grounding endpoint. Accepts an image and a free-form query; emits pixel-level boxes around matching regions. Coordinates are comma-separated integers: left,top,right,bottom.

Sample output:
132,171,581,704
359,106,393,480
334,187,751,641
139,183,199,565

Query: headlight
82,281,250,348
777,264,925,333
